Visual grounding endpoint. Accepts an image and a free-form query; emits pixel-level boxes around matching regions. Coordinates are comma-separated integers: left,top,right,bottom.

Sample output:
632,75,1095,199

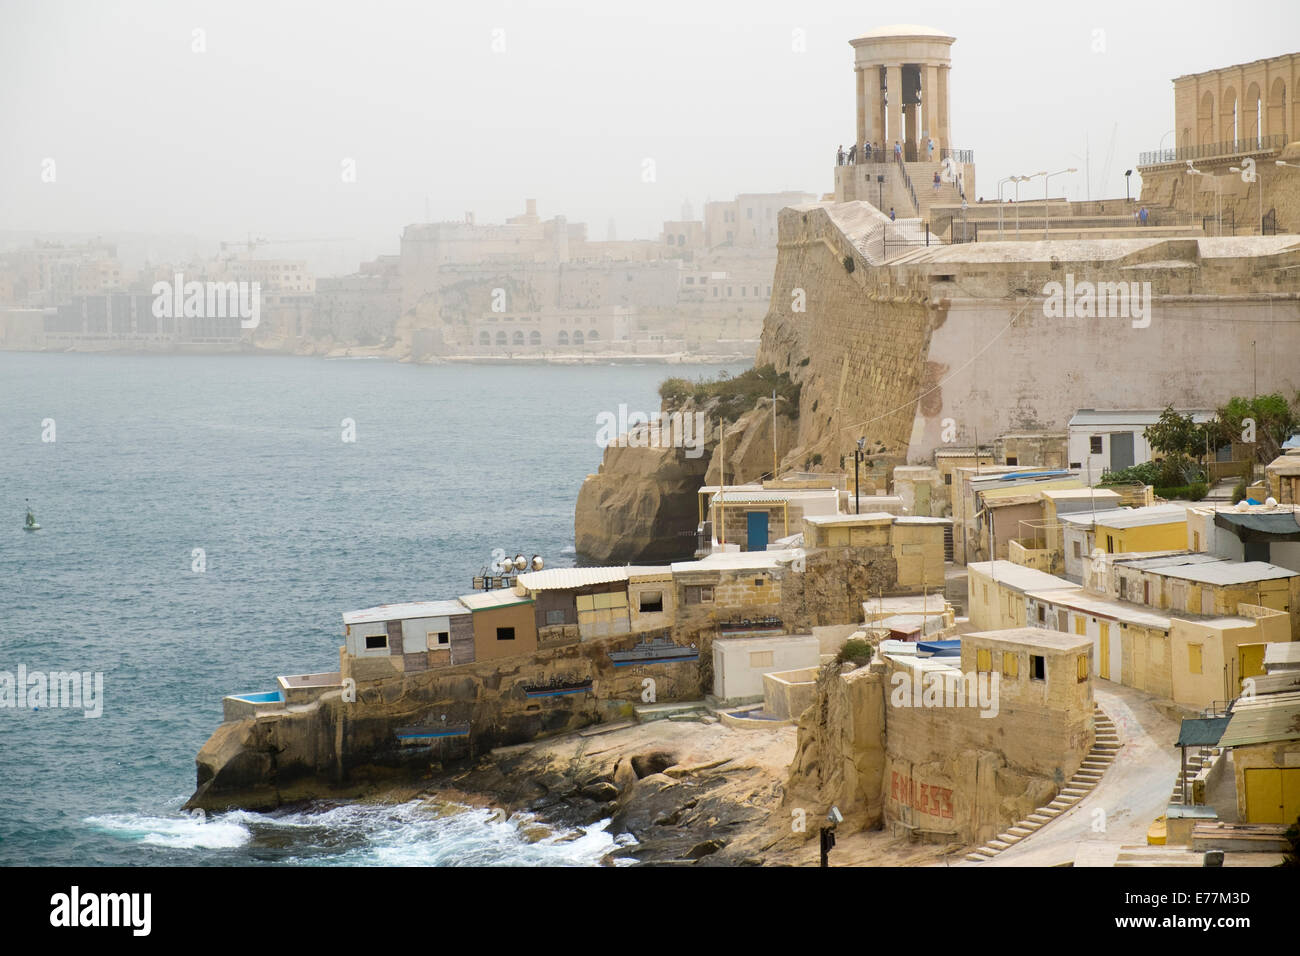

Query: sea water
0,353,743,865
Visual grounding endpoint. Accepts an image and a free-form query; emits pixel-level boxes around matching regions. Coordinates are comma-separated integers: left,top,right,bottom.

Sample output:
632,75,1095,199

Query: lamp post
1124,169,1133,203
1043,168,1077,239
854,437,865,514
1014,173,1041,239
1229,165,1263,235
997,176,1014,238
1186,164,1222,235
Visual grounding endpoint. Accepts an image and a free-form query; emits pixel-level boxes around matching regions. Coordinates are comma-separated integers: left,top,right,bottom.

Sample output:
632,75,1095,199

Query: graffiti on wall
891,770,954,819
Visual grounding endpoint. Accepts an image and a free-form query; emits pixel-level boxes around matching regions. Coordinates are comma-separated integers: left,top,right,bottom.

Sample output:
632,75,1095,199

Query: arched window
529,330,541,346
512,331,524,345
1198,91,1214,146
588,330,600,341
1221,86,1238,144
496,331,507,346
557,331,569,346
1245,82,1262,144
573,330,585,346
479,331,490,345
1267,77,1287,139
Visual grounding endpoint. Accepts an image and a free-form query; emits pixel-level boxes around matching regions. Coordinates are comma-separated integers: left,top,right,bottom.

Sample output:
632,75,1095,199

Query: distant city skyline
2,0,1297,269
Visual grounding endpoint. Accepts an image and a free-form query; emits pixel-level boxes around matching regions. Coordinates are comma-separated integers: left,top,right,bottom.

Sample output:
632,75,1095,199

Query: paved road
966,681,1183,867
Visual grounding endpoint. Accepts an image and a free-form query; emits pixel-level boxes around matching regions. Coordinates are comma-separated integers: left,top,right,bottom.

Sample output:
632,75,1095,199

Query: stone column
855,67,867,151
886,64,904,157
924,62,940,154
937,65,951,152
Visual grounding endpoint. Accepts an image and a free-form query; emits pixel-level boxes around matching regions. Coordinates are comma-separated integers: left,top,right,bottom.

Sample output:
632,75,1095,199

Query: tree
1144,406,1201,459
1216,394,1298,463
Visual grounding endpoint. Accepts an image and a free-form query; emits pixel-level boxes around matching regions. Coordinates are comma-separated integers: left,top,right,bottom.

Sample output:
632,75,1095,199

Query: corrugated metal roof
803,512,893,525
1094,504,1189,529
516,566,637,590
968,561,1081,594
456,590,533,611
1177,715,1231,747
1026,588,1173,629
342,600,467,625
1149,560,1298,586
671,548,802,574
1265,643,1300,667
1219,692,1300,747
1068,408,1215,427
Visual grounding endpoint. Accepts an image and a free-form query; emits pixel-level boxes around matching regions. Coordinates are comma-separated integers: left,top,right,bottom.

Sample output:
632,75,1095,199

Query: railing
880,223,934,259
1262,208,1278,235
1202,208,1236,236
895,153,921,217
1138,133,1286,167
949,220,978,243
940,147,975,164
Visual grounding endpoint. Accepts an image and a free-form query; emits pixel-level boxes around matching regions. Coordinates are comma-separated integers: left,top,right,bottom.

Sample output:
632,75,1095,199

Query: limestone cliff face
574,398,797,563
188,638,702,812
785,662,887,827
574,440,712,564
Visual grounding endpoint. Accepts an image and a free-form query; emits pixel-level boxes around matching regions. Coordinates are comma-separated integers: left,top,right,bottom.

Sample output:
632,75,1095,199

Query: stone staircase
964,703,1119,863
1168,746,1220,805
904,160,965,223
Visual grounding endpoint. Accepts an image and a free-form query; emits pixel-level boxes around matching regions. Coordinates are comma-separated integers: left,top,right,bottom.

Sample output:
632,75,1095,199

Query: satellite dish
1265,497,1278,509
1236,500,1251,512
531,555,544,571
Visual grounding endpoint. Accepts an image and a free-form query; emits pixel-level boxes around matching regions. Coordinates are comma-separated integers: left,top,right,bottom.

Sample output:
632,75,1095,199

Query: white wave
85,811,251,850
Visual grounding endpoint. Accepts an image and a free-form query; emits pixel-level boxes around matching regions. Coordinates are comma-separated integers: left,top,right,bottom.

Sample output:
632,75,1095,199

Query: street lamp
1229,165,1263,235
1014,173,1042,239
1043,168,1077,239
1186,164,1222,235
997,176,1014,238
1124,169,1133,203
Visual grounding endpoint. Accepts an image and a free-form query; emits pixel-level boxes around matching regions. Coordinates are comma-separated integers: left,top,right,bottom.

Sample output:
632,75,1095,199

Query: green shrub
1232,478,1248,504
656,364,801,423
836,638,875,666
1154,483,1208,501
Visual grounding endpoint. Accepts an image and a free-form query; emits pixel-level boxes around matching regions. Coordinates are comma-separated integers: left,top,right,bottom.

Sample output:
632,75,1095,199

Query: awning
1213,510,1300,542
1176,715,1231,748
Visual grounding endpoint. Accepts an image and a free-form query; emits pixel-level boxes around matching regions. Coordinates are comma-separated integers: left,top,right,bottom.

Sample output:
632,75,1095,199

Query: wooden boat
608,636,698,666
521,676,593,697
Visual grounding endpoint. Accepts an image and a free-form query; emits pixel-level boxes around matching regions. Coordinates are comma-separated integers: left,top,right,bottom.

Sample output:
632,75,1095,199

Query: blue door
746,511,769,551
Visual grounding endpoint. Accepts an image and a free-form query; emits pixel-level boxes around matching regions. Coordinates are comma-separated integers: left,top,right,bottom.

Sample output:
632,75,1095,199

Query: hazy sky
2,0,1297,270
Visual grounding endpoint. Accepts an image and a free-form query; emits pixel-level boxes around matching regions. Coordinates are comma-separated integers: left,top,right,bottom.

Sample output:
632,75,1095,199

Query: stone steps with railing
964,704,1118,863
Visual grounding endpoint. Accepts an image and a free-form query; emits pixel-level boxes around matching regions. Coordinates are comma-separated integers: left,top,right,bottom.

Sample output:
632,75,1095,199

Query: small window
428,631,450,647
754,577,765,587
1089,436,1103,454
976,648,992,672
365,634,387,650
545,609,565,625
1077,654,1088,682
683,585,713,605
1003,652,1019,678
944,473,952,485
638,591,664,613
1118,578,1128,600
700,586,713,603
1006,456,1018,466
1030,655,1046,681
749,650,773,667
496,626,515,641
1072,541,1081,559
